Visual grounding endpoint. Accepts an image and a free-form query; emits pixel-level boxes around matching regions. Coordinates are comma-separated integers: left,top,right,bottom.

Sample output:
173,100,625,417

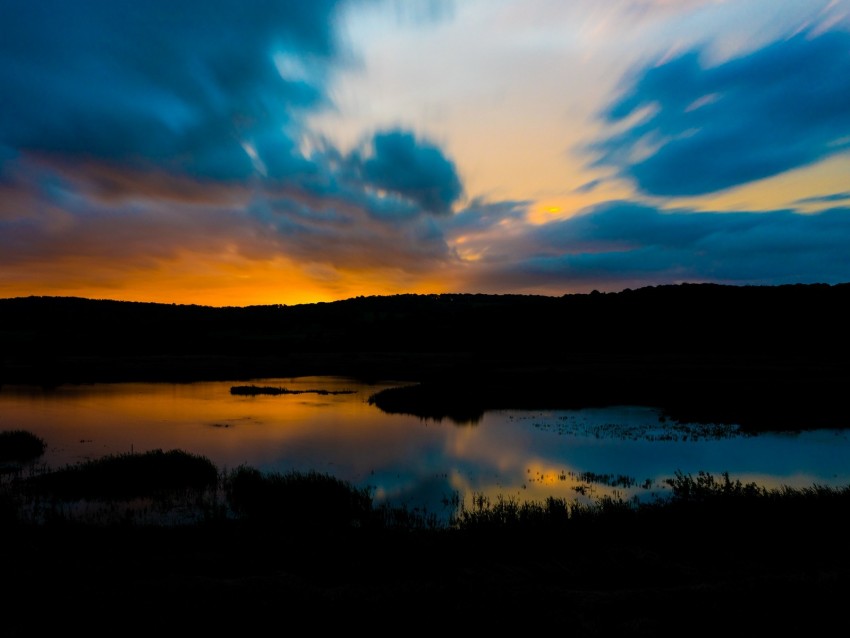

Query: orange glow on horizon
0,251,463,307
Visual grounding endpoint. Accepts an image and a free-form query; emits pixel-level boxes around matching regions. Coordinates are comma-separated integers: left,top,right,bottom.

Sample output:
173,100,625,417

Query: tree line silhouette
2,282,848,431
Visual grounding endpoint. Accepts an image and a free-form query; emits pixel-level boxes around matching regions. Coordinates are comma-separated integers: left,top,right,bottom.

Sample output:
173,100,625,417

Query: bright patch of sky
313,0,847,213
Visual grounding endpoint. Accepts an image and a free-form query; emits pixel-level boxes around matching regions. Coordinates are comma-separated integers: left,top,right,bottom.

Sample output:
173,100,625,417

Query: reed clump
224,465,376,530
22,449,218,501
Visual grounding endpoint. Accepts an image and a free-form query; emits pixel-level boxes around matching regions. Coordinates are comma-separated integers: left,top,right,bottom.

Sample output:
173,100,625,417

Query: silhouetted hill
2,282,848,361
2,283,849,430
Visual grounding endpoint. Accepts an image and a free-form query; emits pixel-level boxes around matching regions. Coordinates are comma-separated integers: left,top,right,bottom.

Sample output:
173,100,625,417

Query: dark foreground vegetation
0,429,46,462
2,282,850,432
3,432,850,636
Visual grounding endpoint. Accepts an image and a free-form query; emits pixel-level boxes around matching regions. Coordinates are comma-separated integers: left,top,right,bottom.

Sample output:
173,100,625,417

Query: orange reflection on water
0,378,428,478
3,379,850,520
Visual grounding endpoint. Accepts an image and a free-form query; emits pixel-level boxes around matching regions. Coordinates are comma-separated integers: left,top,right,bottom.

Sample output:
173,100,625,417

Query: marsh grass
451,492,637,534
659,468,850,520
6,448,221,526
3,429,850,540
1,441,439,530
448,470,850,547
224,465,376,530
654,470,850,537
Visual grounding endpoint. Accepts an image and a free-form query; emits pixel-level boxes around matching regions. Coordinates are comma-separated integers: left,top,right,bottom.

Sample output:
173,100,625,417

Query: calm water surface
2,376,849,518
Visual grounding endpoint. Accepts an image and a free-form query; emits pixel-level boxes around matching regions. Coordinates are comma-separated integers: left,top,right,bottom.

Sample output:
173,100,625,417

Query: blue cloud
574,179,603,194
0,144,16,182
591,29,850,197
446,198,530,232
349,130,463,215
483,201,850,289
795,191,850,205
0,1,342,180
0,1,468,230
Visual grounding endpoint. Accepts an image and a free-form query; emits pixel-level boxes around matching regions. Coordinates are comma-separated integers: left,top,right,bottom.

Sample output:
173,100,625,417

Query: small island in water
229,385,357,396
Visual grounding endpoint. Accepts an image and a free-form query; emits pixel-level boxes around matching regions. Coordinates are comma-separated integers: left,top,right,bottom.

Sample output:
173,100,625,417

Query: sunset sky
2,0,850,306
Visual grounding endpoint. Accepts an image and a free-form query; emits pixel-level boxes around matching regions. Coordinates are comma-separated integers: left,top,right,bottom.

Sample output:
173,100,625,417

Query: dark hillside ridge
2,283,849,431
2,282,848,361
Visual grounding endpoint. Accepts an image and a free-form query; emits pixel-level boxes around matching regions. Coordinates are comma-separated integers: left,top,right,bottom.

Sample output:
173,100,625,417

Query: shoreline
3,351,848,433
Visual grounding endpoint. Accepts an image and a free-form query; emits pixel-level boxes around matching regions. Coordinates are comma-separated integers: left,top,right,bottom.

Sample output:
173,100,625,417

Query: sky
2,0,850,306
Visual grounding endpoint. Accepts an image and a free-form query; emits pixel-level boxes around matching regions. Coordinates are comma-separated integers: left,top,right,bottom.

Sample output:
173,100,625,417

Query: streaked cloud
795,191,850,205
0,0,341,181
591,28,850,197
459,202,850,293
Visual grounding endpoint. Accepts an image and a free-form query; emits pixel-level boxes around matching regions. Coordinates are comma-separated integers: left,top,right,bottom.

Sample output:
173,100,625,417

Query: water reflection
2,377,849,520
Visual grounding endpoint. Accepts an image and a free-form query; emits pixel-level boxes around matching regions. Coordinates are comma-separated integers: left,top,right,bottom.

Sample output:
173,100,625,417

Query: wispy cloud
590,29,850,196
457,201,850,293
795,191,850,205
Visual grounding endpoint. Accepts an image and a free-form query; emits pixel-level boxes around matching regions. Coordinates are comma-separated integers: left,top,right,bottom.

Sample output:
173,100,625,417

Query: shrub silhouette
226,466,375,531
0,429,46,463
24,449,218,500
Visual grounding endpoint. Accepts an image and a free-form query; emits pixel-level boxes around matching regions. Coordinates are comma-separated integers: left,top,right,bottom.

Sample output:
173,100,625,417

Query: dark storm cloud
471,201,850,291
347,130,463,215
0,0,341,180
591,29,850,197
